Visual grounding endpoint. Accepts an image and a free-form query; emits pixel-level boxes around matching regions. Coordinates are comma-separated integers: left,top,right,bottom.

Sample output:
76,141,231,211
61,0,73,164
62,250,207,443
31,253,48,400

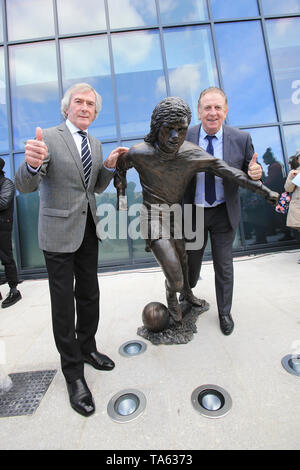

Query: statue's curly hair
144,97,192,145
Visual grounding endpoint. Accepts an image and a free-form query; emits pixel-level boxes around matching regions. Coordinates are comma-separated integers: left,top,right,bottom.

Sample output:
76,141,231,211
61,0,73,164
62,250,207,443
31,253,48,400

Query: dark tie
78,130,92,186
205,135,216,205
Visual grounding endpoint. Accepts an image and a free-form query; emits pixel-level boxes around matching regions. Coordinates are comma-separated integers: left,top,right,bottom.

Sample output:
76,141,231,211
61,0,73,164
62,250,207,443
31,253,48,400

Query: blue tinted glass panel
119,138,153,260
121,139,143,193
97,143,130,263
163,26,218,125
16,190,45,268
9,42,60,150
7,0,54,41
0,0,3,42
97,222,130,263
60,36,116,140
159,0,207,24
102,142,118,161
97,142,121,200
215,21,276,125
283,125,300,157
249,127,286,179
14,152,45,268
13,152,26,177
210,0,258,19
261,0,300,15
240,127,291,245
108,0,157,28
57,0,106,34
112,30,167,138
266,18,300,122
0,48,9,152
94,142,118,208
89,142,118,213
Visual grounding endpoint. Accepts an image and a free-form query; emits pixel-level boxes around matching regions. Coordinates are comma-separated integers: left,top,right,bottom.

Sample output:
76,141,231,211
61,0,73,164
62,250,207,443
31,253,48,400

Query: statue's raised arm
181,140,278,205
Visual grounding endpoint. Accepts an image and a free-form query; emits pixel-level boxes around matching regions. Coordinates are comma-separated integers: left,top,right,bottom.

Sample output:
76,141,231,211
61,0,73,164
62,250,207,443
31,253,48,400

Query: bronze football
142,302,170,332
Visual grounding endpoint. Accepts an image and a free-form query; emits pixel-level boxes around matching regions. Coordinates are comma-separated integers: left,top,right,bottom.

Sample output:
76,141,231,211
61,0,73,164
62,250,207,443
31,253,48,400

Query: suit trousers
0,227,18,288
44,207,99,383
186,203,235,316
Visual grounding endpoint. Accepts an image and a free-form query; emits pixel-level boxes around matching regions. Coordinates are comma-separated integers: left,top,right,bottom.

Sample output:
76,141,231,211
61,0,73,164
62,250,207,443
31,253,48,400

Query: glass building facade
1,0,300,277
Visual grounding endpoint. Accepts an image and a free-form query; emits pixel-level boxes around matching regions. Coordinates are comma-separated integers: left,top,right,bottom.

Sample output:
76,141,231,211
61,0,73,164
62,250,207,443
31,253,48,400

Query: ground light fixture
191,384,232,418
281,354,300,377
107,389,146,423
119,340,147,357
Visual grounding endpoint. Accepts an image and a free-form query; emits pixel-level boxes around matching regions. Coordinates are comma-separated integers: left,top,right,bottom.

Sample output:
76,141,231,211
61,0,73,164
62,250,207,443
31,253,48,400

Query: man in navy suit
182,87,263,335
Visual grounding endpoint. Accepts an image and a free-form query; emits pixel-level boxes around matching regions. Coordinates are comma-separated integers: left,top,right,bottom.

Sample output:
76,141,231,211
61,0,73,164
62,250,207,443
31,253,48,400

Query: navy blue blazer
183,123,255,230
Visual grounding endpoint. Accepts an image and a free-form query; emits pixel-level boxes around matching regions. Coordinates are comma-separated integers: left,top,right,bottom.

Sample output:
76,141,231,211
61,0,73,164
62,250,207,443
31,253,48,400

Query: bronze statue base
137,300,209,345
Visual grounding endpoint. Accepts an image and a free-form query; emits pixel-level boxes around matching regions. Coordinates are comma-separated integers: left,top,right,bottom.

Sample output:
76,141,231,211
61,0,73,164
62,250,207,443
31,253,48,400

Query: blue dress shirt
194,126,225,207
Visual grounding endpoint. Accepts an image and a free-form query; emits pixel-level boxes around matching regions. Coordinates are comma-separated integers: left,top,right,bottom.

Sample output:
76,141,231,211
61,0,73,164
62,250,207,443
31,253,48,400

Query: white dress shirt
65,119,91,155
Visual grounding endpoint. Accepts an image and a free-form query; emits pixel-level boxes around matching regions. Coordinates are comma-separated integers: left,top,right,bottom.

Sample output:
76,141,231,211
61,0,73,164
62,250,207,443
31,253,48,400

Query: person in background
284,150,300,263
262,147,292,242
0,158,22,308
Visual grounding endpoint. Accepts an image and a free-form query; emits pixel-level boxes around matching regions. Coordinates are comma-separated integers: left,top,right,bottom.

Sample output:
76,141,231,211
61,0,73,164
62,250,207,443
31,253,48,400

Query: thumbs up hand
247,153,262,181
25,127,48,169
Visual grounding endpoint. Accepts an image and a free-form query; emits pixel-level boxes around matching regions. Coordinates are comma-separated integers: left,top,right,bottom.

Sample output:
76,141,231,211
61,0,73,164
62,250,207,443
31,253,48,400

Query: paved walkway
0,249,299,450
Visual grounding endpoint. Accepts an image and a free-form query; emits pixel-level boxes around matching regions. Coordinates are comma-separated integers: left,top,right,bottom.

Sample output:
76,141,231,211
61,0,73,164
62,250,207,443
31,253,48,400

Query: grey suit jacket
184,123,254,230
15,122,113,252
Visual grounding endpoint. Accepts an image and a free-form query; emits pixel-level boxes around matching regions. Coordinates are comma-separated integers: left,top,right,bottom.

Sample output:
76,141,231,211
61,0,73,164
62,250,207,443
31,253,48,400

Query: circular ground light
107,389,146,423
281,354,300,377
119,340,147,357
191,384,232,418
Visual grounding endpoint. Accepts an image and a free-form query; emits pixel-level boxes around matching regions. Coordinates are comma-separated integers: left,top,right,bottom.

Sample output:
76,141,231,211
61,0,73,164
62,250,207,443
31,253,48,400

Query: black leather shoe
66,378,95,417
219,314,234,335
1,288,22,308
83,351,115,371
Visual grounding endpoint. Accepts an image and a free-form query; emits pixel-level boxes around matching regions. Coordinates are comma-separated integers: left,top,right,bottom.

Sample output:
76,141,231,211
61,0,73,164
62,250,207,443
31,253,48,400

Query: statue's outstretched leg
164,280,182,323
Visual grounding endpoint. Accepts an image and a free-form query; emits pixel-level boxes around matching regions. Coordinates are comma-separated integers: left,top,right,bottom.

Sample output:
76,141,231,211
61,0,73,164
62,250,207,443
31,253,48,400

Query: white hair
61,83,102,120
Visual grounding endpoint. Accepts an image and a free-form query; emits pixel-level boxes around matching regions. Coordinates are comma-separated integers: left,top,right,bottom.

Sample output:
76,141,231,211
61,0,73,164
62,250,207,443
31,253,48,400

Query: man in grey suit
15,83,128,417
182,87,263,336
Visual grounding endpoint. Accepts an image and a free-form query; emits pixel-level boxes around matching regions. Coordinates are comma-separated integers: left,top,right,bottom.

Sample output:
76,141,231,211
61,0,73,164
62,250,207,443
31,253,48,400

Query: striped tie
78,130,92,186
